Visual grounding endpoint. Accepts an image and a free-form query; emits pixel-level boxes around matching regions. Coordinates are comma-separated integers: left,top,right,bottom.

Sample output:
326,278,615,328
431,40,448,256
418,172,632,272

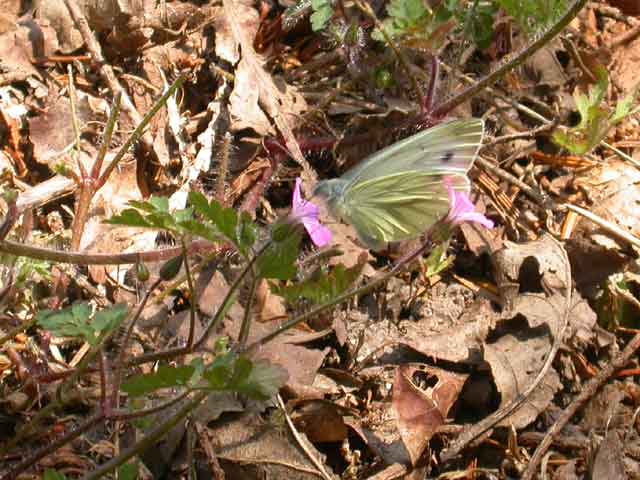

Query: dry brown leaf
0,18,57,80
574,160,640,251
590,430,626,480
290,400,349,443
28,96,77,165
34,0,84,53
522,41,567,88
255,278,286,322
399,297,494,364
582,383,626,431
488,234,576,427
392,364,467,466
35,0,147,53
494,234,570,336
221,0,312,183
229,56,273,136
613,34,640,92
28,93,108,167
197,269,245,320
207,411,337,479
79,160,154,283
484,331,562,429
0,0,21,34
326,221,374,273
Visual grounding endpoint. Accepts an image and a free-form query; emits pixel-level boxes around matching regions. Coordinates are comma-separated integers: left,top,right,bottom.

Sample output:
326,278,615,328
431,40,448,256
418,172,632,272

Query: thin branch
194,240,271,351
96,74,188,190
0,238,216,265
90,92,122,179
63,0,156,164
110,390,192,421
238,274,258,348
66,64,86,178
181,239,198,348
0,191,18,241
565,203,640,250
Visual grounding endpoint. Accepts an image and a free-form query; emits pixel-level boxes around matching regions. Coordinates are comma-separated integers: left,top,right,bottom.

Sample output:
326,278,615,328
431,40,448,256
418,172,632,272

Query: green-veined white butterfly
313,119,484,250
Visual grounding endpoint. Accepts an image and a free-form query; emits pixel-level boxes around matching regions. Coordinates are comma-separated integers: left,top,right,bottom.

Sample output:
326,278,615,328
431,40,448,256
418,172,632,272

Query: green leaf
257,226,301,280
129,398,155,429
37,305,93,342
423,241,454,278
218,208,238,241
105,197,181,232
187,191,256,252
43,470,67,480
553,70,639,155
176,219,221,243
37,303,127,345
271,259,365,305
121,364,196,397
234,358,288,400
104,208,154,228
238,212,258,254
148,196,170,212
117,462,139,480
202,353,288,400
497,0,566,35
203,352,235,390
465,2,498,49
310,0,332,31
92,304,128,338
372,0,457,47
107,192,260,255
612,85,640,124
187,191,209,213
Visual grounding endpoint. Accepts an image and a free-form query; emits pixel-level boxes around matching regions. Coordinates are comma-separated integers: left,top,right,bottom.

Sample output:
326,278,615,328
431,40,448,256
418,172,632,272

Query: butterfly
313,119,484,250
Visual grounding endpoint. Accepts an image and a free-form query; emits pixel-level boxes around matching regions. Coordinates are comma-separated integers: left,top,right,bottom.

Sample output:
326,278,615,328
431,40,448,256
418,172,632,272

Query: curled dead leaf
392,364,467,466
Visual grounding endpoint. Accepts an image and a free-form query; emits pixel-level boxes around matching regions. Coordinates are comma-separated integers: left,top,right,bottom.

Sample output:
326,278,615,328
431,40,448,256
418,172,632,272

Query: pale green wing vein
341,171,457,244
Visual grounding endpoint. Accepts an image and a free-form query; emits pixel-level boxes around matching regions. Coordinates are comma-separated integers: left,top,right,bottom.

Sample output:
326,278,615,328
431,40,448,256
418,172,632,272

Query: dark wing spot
440,151,454,163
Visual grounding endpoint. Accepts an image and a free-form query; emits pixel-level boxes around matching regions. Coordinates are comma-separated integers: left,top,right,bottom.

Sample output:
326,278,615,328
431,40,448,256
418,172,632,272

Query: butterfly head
313,179,345,202
313,178,349,219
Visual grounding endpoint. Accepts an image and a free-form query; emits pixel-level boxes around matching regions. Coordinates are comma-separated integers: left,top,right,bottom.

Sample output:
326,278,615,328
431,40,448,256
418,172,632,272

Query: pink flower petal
302,217,333,247
290,178,332,247
458,212,495,229
444,180,493,229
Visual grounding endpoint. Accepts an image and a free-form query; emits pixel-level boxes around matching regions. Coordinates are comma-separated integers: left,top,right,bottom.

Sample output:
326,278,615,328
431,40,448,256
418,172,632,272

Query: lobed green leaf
202,353,288,401
37,303,128,346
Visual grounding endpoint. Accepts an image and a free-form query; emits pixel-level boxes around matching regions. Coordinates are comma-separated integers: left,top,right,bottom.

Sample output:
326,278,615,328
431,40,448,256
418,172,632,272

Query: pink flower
445,181,494,229
290,178,332,247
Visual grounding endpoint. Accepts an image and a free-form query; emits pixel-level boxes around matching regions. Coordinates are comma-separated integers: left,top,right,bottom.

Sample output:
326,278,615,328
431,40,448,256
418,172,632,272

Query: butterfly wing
341,119,484,185
338,171,469,249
